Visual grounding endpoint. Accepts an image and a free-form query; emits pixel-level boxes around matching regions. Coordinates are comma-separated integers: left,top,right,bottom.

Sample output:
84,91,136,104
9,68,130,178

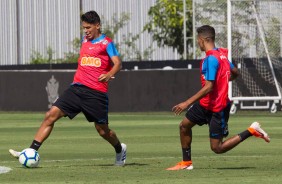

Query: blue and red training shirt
199,48,235,112
73,34,120,93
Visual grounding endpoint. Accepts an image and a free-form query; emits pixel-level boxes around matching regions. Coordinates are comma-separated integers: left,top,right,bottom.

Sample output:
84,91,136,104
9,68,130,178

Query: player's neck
90,33,102,41
204,44,216,52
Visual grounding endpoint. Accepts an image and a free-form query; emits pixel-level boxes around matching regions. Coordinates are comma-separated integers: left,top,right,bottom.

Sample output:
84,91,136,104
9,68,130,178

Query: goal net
228,0,282,113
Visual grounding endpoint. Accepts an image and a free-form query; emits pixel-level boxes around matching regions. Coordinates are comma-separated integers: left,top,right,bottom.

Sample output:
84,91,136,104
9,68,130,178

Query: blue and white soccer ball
18,148,40,168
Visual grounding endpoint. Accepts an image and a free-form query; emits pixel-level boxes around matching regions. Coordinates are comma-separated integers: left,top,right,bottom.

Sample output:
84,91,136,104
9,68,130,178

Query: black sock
114,141,122,153
29,140,42,151
238,130,252,142
182,147,191,161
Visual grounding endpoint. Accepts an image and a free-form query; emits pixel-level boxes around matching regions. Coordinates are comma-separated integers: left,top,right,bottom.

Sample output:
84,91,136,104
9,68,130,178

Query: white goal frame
227,0,282,113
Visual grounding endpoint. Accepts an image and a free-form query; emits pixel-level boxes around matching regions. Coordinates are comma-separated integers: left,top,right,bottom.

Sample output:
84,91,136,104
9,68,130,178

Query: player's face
82,21,101,40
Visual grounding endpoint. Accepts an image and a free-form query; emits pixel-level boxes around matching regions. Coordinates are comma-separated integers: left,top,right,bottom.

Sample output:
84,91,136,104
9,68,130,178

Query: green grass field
0,111,282,184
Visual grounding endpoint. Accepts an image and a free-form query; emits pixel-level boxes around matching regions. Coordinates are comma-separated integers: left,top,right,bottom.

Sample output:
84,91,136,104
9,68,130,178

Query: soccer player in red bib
166,25,270,170
9,11,126,166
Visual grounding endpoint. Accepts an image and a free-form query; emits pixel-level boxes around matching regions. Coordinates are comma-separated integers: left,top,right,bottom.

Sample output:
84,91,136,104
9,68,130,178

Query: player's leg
166,118,196,170
81,86,126,166
9,86,81,158
209,105,270,154
167,102,207,170
95,123,126,166
9,106,65,158
210,136,241,154
95,123,120,147
31,86,81,150
166,117,195,170
210,123,270,154
208,103,236,153
32,106,65,145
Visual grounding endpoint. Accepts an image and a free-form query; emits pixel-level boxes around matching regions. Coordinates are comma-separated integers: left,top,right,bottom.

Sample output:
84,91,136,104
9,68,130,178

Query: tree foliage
144,0,192,58
102,13,153,61
266,17,281,57
30,13,153,64
30,46,54,64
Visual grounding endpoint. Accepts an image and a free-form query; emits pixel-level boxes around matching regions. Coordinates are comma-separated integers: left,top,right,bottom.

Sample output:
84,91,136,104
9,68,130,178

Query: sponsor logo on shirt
102,40,108,45
220,54,227,60
81,57,101,67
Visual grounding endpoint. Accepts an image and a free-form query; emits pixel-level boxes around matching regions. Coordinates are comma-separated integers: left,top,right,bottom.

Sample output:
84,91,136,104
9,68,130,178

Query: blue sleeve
106,42,120,58
229,60,235,69
202,55,219,81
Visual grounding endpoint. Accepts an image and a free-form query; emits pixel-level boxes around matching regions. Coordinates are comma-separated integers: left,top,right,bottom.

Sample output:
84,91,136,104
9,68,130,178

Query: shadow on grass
195,166,256,170
42,162,148,168
96,162,148,167
216,167,255,170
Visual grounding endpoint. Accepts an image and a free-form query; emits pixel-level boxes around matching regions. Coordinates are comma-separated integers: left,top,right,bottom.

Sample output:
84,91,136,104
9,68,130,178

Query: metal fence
0,0,181,65
1,0,281,65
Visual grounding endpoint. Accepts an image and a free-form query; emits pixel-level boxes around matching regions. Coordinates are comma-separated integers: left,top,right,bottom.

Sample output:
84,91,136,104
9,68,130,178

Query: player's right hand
172,102,189,115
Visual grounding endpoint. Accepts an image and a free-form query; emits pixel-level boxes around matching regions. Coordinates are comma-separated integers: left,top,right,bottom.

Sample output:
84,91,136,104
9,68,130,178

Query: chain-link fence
194,0,282,112
194,0,228,59
229,0,282,112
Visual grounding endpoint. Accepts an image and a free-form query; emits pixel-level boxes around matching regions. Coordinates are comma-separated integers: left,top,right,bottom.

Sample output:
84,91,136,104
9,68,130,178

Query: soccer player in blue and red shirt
9,11,126,166
166,25,270,170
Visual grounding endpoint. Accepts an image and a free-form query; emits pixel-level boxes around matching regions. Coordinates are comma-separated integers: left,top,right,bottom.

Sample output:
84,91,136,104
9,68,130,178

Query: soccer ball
18,148,40,168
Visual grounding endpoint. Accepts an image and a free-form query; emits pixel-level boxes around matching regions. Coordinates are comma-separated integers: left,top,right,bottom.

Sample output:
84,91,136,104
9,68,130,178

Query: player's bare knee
210,145,224,154
44,111,56,124
211,147,221,154
179,123,184,131
179,122,189,133
97,128,111,138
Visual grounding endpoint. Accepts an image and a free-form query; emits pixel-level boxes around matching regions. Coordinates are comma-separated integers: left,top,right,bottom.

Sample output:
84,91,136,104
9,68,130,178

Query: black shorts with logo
53,84,108,124
185,102,231,139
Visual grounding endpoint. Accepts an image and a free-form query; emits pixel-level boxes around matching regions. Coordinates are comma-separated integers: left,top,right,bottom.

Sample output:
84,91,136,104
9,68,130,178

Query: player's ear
205,37,213,43
95,23,101,30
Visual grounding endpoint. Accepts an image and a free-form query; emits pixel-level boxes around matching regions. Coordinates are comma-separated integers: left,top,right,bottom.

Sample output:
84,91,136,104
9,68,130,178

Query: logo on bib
81,57,101,67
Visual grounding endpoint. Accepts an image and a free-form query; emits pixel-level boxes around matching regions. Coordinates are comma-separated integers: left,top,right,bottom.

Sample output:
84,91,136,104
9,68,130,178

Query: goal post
227,0,282,113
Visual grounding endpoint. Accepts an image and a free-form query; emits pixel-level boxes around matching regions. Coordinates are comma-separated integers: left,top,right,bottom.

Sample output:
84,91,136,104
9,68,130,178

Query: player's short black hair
197,25,215,41
81,11,100,24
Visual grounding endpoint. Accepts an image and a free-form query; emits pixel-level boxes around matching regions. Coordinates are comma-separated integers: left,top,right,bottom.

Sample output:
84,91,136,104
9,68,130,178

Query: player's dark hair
197,25,215,42
81,11,100,24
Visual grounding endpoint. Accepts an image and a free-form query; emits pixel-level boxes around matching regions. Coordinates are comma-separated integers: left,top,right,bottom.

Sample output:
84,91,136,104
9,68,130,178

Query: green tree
144,0,192,59
266,17,281,57
30,12,153,64
30,46,54,64
102,13,153,61
195,0,254,59
59,38,81,63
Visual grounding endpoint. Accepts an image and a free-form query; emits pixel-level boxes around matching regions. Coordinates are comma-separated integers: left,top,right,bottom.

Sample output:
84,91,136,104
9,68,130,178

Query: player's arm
98,42,122,82
229,67,239,81
108,55,122,77
98,56,122,82
172,56,218,115
172,80,213,115
228,61,239,81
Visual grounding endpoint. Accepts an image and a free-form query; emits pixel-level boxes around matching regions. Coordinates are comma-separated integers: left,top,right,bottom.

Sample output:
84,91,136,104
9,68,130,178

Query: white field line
0,166,12,174
0,155,269,164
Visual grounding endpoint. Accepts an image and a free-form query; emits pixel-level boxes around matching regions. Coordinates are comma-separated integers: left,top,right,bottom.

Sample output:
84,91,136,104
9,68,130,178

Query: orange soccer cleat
166,161,193,171
248,122,270,143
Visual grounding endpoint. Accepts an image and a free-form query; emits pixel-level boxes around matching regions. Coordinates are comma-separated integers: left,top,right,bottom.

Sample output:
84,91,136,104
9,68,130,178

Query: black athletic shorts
53,84,108,124
185,102,231,139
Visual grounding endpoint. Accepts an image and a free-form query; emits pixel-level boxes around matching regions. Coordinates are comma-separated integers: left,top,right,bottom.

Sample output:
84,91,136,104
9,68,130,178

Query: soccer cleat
9,149,21,158
166,161,193,170
115,143,127,166
248,122,270,143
